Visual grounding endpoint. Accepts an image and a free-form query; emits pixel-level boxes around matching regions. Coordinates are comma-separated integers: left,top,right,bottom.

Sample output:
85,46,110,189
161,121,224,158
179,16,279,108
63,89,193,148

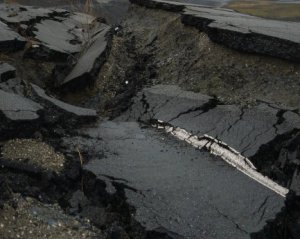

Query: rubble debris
1,139,66,173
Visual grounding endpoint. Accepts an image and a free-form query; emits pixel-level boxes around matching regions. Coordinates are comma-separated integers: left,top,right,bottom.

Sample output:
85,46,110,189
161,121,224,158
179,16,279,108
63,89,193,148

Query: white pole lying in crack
153,120,289,198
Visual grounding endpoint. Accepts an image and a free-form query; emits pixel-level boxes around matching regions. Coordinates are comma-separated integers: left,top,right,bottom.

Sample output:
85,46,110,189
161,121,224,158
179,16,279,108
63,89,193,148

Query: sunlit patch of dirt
226,0,300,21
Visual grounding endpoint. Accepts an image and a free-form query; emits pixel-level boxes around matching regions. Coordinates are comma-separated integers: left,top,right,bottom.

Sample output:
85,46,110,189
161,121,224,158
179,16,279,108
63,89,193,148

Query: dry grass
84,0,93,15
2,139,66,173
76,146,85,191
68,0,96,45
69,0,94,15
4,0,17,4
226,0,300,21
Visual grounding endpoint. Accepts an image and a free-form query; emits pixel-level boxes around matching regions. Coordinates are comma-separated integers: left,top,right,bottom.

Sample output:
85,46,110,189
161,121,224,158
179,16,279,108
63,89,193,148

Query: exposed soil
225,0,300,22
2,139,66,173
63,5,300,114
0,195,102,239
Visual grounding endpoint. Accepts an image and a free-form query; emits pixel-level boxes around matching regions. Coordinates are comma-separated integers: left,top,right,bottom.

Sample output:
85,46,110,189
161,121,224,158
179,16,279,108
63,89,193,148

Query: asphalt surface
182,5,300,43
119,85,300,158
62,23,110,86
0,20,26,51
81,121,284,239
0,89,42,121
67,85,299,238
130,0,300,61
0,0,130,24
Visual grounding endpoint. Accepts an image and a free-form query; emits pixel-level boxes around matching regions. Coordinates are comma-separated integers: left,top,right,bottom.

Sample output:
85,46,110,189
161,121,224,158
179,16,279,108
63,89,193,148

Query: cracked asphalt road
82,121,284,238
119,85,300,158
65,85,300,238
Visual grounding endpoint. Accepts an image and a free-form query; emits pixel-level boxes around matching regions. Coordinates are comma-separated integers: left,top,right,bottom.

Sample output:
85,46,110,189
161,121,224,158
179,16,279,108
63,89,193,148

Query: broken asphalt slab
0,3,65,24
0,21,26,51
66,85,300,238
119,85,300,189
73,121,285,238
30,12,98,60
0,88,42,121
0,89,42,139
31,84,97,124
0,4,69,57
130,0,300,61
0,81,97,139
60,23,111,89
0,4,104,61
120,85,300,158
31,19,83,58
0,4,112,90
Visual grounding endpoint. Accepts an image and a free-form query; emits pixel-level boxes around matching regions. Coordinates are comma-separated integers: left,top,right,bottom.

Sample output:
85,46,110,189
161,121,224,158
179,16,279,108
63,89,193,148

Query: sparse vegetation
84,0,93,15
69,0,97,45
4,0,17,4
76,147,85,191
69,0,94,15
226,0,300,21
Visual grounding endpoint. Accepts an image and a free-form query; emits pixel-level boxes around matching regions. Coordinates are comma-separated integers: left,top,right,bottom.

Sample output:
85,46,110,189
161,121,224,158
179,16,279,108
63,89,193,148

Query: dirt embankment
76,4,300,116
